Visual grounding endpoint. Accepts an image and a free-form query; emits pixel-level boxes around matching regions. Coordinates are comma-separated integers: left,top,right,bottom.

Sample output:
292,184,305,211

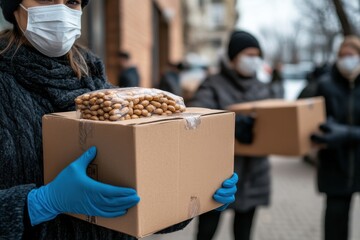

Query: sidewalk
144,156,360,240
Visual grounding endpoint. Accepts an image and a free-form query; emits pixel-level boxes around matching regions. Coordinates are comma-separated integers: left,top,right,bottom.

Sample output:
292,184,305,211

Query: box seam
177,121,181,222
133,127,141,237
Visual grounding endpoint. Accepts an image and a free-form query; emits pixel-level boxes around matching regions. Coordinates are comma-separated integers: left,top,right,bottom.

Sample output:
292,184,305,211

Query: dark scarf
0,38,112,112
0,38,112,188
330,64,360,89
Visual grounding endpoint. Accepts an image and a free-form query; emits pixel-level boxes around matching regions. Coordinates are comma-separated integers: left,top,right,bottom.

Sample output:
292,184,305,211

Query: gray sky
236,0,300,39
235,0,310,63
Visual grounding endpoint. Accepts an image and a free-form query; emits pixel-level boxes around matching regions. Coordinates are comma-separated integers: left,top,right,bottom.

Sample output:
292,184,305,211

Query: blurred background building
79,0,184,88
180,0,238,101
0,0,237,93
183,0,238,67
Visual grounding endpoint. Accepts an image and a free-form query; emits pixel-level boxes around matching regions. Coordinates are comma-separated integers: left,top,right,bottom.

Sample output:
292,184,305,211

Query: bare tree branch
331,0,354,35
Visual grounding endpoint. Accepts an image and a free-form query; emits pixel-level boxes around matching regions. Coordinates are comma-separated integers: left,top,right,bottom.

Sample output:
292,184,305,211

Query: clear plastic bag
75,87,186,121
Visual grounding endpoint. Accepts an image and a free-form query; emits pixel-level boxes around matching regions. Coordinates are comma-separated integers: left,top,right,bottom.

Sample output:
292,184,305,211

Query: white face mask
336,55,360,76
236,56,262,77
20,4,82,57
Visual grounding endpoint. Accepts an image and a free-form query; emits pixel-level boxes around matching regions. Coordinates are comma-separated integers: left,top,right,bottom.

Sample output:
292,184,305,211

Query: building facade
0,1,236,89
183,0,238,66
79,0,184,88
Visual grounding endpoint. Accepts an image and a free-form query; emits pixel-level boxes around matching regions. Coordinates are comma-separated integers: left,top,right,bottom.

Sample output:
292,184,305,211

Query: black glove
311,120,350,148
235,114,255,144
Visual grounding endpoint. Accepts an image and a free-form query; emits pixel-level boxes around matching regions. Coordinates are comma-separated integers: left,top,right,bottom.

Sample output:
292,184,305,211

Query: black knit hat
0,0,90,24
227,30,262,61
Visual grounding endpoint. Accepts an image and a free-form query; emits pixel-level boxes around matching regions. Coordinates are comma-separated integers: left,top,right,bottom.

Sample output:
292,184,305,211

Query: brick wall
120,0,153,87
156,0,184,62
104,0,183,88
104,0,121,86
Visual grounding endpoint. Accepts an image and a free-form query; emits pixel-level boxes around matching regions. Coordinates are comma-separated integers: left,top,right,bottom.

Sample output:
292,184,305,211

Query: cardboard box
228,97,326,156
42,108,234,238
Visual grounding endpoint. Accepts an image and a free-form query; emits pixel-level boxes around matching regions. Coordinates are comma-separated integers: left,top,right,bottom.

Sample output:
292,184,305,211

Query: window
208,2,226,29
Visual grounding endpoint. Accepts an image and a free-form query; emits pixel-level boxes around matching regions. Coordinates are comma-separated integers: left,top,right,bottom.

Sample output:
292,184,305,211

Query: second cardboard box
228,97,326,156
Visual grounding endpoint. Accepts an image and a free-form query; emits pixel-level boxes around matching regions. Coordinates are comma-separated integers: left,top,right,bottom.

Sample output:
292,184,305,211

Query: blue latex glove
27,147,140,226
213,173,238,211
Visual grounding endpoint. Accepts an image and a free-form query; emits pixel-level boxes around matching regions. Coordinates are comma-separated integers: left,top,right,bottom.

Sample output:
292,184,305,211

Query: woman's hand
213,173,238,211
27,147,140,226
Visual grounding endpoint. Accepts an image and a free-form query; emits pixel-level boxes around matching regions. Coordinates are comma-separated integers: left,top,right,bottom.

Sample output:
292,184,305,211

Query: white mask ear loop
20,4,28,11
18,4,28,34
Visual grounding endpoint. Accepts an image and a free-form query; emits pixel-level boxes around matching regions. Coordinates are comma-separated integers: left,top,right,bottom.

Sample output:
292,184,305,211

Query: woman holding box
190,30,271,240
311,36,360,240
0,0,237,239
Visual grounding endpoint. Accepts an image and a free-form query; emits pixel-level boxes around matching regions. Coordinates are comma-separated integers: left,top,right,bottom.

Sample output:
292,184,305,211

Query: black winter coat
158,71,182,96
0,38,188,240
189,61,271,211
118,67,140,88
316,65,360,195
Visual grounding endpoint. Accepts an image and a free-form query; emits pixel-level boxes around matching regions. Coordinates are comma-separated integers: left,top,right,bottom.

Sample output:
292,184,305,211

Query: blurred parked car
281,62,314,80
281,62,313,100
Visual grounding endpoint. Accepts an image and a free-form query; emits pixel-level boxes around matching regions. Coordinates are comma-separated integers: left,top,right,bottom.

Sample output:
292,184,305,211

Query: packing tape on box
180,113,202,130
79,120,94,151
305,98,315,109
79,120,97,224
188,196,201,218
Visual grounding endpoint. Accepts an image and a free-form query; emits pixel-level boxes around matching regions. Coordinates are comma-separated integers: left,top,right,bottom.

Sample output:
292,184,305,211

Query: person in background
269,61,284,99
158,61,184,96
311,36,360,240
201,65,213,78
117,51,140,88
0,0,238,239
298,63,330,165
190,30,272,240
298,63,330,99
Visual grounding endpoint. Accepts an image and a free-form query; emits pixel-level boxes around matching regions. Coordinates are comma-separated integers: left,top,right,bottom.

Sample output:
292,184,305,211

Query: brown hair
0,24,89,79
339,35,360,55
